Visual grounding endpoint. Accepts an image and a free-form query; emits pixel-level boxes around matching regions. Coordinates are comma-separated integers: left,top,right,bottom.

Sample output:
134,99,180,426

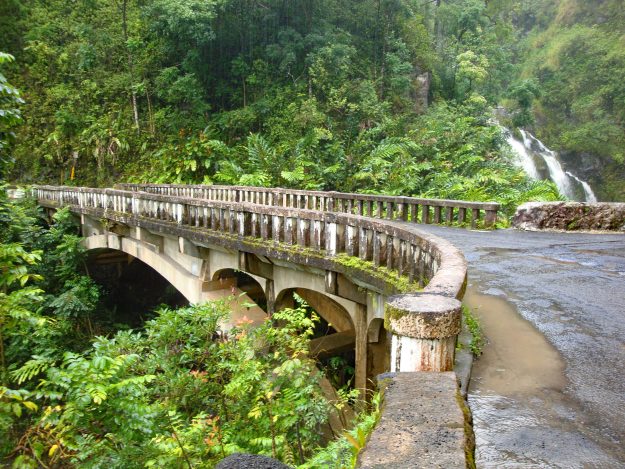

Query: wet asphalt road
415,225,625,468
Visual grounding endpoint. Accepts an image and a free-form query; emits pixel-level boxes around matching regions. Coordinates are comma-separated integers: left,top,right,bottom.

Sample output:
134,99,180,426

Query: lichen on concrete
384,294,462,339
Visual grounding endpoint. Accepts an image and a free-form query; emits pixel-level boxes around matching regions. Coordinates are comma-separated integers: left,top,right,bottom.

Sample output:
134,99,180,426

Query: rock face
513,202,625,231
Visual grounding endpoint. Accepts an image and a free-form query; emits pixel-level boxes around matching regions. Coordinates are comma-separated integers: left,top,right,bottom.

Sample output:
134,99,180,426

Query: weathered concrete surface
386,294,462,372
415,224,625,467
358,372,467,468
386,294,461,338
36,185,472,468
514,201,625,231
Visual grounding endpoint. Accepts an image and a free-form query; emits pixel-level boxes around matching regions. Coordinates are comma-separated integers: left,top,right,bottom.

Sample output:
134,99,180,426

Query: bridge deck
414,224,625,466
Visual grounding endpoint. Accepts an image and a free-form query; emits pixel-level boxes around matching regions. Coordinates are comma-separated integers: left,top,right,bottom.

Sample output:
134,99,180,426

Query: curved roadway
413,225,625,468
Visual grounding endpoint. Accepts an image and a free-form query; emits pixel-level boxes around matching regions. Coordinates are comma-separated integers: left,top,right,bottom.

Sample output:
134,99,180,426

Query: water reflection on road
465,288,622,468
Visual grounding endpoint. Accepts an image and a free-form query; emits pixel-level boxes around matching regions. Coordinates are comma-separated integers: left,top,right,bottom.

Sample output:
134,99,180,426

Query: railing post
458,207,466,225
471,208,480,229
445,206,454,224
433,206,442,224
422,205,430,224
325,222,337,255
485,209,497,228
386,294,461,372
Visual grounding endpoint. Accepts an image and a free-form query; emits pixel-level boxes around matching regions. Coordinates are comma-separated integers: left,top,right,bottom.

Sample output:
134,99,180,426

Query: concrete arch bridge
35,184,500,467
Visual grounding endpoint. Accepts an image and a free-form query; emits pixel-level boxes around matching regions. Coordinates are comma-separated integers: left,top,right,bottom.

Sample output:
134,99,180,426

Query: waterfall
504,130,540,180
504,128,598,202
565,172,598,203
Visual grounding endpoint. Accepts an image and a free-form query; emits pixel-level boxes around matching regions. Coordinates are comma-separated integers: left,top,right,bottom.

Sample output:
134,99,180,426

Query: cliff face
514,0,625,201
558,151,625,202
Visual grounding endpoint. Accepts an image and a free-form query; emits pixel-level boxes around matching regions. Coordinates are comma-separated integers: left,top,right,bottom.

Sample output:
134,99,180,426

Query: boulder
513,202,625,231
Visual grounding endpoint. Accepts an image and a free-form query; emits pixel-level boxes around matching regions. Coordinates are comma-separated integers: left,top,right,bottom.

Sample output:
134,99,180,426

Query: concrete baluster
372,231,381,267
386,236,395,270
397,240,406,276
376,201,383,218
238,212,246,236
398,203,408,221
345,225,357,256
251,213,258,237
386,202,394,219
408,244,417,283
422,205,430,224
259,214,268,239
355,200,363,216
297,218,309,246
409,203,417,222
471,208,480,228
358,227,369,260
485,209,497,228
446,206,454,224
387,294,461,372
311,220,322,250
208,208,216,229
284,216,294,244
270,215,281,243
457,207,466,225
433,206,442,224
325,222,337,255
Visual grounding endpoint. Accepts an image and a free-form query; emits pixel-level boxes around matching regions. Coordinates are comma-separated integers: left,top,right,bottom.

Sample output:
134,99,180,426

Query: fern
11,355,54,385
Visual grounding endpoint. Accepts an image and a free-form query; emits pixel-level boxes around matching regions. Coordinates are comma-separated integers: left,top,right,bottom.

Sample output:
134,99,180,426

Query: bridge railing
35,184,470,464
35,185,465,297
116,183,500,228
36,184,466,372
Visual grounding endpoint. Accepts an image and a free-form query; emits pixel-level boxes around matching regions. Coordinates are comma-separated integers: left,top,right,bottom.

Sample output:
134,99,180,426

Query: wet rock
513,202,625,231
216,453,292,469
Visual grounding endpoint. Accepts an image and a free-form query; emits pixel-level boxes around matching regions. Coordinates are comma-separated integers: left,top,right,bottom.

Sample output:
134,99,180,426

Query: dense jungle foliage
0,0,579,214
0,194,378,467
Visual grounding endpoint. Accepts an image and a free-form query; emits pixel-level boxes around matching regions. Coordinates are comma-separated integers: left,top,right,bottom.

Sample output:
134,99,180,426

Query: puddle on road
465,287,622,468
464,288,566,396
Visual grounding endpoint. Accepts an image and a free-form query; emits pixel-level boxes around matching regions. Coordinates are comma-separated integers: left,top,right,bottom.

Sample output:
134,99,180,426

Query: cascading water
504,128,598,202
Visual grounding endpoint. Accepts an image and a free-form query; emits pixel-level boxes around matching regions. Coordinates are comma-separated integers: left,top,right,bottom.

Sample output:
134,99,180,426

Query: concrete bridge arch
36,184,475,467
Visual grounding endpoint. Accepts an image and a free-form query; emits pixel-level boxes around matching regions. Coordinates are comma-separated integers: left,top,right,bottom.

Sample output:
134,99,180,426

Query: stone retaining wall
514,202,625,231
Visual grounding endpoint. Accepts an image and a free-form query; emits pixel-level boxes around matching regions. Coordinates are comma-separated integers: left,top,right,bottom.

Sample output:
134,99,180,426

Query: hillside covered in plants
1,0,590,214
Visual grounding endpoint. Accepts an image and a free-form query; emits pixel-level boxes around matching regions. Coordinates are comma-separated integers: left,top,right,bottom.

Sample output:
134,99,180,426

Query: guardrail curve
116,183,500,228
35,184,467,369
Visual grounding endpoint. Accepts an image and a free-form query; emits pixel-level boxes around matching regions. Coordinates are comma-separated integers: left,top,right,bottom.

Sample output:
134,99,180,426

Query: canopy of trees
1,0,568,210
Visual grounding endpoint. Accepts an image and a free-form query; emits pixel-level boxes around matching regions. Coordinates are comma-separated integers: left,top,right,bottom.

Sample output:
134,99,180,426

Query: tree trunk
435,0,443,54
122,0,140,134
145,86,155,134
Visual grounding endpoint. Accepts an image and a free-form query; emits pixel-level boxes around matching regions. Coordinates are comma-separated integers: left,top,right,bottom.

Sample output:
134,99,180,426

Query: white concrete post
386,294,461,372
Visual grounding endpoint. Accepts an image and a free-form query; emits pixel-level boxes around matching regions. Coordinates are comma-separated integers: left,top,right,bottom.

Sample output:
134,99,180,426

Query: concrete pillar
266,279,275,315
485,209,497,228
354,303,368,403
386,294,461,372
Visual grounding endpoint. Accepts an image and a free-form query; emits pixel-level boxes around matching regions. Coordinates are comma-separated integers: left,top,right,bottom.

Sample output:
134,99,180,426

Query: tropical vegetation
0,0,576,215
